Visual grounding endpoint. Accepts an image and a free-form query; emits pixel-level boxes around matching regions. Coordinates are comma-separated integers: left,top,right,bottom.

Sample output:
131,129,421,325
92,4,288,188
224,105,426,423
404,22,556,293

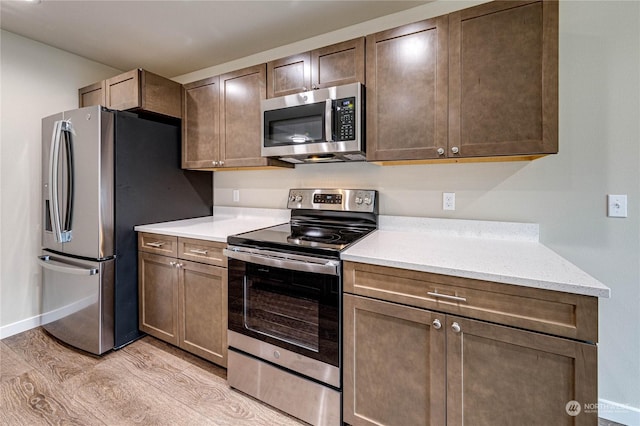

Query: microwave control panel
333,97,356,141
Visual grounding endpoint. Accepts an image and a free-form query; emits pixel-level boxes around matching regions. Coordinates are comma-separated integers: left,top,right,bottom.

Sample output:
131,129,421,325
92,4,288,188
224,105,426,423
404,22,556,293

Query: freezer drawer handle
38,255,98,276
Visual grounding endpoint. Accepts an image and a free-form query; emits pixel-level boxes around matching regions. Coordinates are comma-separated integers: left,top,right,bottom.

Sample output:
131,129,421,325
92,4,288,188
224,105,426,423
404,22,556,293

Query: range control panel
287,189,377,213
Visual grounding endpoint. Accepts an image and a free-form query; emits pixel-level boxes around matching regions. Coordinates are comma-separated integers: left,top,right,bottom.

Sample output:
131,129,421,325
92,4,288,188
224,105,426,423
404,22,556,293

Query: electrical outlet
443,192,455,211
607,194,627,218
233,189,240,203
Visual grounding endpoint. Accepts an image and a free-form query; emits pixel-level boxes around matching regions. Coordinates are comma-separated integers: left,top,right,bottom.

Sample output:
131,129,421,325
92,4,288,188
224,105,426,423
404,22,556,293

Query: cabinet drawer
343,262,598,343
138,233,178,257
178,237,226,267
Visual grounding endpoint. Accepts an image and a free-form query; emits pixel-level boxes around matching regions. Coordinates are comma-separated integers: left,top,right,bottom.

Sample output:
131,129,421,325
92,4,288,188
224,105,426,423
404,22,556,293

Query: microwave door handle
325,99,333,142
48,120,64,243
61,121,74,242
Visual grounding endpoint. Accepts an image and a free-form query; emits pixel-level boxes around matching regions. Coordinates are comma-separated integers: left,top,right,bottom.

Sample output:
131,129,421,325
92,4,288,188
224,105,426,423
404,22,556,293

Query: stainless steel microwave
261,82,364,163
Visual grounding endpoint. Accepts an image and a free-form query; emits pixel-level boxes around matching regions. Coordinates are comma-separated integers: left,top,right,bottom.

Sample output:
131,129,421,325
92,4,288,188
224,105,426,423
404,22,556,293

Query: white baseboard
0,315,42,340
598,398,640,426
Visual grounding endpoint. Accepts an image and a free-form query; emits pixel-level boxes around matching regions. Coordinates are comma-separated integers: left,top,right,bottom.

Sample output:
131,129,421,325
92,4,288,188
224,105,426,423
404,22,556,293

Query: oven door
225,247,341,378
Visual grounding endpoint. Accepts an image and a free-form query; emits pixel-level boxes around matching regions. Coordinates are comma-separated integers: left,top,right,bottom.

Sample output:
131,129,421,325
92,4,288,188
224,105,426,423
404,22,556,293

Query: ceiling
1,0,428,78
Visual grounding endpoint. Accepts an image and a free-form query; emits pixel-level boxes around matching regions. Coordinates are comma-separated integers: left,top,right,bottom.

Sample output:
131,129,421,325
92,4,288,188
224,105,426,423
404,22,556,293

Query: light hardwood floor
0,328,627,425
0,328,304,425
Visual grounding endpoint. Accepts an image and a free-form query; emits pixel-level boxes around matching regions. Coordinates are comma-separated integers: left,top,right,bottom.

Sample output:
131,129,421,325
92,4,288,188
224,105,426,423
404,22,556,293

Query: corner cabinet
266,37,365,98
79,69,182,119
182,65,292,170
343,261,598,426
138,233,228,367
367,0,558,163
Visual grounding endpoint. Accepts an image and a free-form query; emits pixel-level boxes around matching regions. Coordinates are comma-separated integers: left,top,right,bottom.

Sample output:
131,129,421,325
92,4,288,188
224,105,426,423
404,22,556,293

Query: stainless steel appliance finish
261,83,364,163
40,105,213,355
228,350,341,426
226,189,377,426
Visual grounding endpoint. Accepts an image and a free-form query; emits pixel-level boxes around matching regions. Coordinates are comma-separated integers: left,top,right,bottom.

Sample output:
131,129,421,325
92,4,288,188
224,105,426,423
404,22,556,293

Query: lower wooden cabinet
138,233,228,367
343,262,599,426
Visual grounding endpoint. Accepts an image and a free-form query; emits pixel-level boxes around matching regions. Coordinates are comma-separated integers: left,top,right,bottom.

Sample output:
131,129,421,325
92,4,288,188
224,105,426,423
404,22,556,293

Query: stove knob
355,197,363,205
289,195,296,202
364,197,372,205
295,195,303,202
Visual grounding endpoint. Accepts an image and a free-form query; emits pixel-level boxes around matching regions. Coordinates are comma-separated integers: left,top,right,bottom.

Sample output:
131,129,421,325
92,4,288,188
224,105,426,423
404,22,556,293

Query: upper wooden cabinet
367,0,558,163
182,65,292,170
448,0,558,158
182,76,220,169
267,37,365,98
365,18,449,162
79,69,182,119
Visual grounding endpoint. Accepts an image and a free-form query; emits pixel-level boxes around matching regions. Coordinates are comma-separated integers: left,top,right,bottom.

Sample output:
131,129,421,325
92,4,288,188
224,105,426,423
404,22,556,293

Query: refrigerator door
39,250,114,355
41,106,115,259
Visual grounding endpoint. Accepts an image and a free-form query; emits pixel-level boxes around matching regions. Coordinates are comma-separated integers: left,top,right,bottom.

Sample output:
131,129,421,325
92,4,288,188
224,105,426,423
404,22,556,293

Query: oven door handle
223,248,339,276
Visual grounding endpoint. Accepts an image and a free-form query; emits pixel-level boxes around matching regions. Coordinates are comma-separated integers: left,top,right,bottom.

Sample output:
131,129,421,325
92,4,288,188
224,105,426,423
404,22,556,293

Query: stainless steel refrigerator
39,105,212,355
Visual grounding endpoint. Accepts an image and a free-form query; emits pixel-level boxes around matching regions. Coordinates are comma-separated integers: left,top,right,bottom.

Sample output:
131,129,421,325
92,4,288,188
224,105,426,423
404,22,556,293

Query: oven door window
228,259,339,366
264,102,326,147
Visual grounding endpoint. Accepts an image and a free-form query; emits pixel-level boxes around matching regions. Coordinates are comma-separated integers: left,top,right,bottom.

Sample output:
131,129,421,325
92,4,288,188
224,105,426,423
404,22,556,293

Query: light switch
607,194,627,218
233,189,240,203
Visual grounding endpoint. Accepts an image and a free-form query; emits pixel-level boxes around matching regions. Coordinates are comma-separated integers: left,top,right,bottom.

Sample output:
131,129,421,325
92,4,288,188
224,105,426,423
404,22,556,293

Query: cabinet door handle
146,242,165,248
451,146,460,155
437,147,445,156
451,322,461,333
189,249,208,255
427,291,467,303
432,319,442,330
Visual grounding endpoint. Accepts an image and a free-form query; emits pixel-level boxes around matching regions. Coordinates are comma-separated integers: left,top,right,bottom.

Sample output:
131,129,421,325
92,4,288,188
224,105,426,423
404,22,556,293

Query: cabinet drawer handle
146,242,165,248
427,291,467,303
189,249,208,255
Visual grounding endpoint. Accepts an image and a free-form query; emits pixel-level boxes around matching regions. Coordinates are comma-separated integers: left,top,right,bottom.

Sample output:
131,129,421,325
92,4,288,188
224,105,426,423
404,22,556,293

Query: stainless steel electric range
224,188,378,426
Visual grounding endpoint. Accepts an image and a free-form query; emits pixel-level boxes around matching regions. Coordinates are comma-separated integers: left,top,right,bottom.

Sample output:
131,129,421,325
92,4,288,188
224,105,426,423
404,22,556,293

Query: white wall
0,0,638,423
0,30,120,335
177,1,640,423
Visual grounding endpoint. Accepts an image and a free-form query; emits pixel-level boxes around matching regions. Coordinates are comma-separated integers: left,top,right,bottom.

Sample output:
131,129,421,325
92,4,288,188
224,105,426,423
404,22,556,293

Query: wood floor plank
0,369,105,425
61,355,216,425
0,341,33,383
1,328,102,385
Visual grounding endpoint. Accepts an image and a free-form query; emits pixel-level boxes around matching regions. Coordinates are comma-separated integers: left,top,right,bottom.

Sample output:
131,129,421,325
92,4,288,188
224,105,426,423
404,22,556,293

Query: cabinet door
446,316,597,426
343,294,446,426
267,52,311,98
366,17,448,161
106,69,140,111
78,81,106,107
449,1,558,158
182,76,220,169
219,65,268,168
138,252,179,345
178,260,228,367
310,37,365,89
139,70,182,119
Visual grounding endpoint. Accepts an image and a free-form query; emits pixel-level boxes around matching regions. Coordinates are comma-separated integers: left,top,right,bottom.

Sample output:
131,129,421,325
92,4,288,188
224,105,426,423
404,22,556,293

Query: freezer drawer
39,251,114,355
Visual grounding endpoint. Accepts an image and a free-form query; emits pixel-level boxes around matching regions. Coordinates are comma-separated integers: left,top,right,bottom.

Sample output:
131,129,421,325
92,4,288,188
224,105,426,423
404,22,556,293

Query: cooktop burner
227,189,378,258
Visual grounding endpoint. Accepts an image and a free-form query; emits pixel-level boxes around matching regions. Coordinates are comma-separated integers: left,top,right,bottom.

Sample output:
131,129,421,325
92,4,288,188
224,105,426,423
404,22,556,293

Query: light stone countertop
341,216,611,298
133,206,290,243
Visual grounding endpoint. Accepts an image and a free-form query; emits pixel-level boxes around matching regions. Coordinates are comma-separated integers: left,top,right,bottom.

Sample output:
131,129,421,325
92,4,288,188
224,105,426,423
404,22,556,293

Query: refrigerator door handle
48,120,74,243
38,255,98,276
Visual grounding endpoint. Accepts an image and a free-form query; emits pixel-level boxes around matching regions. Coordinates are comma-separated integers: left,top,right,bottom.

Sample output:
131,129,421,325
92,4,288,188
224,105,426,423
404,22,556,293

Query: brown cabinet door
138,252,179,346
182,76,221,169
311,37,365,89
446,315,597,426
178,260,228,367
267,52,311,98
78,81,106,107
343,294,446,426
366,18,449,161
219,64,268,168
106,69,141,111
448,1,558,158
